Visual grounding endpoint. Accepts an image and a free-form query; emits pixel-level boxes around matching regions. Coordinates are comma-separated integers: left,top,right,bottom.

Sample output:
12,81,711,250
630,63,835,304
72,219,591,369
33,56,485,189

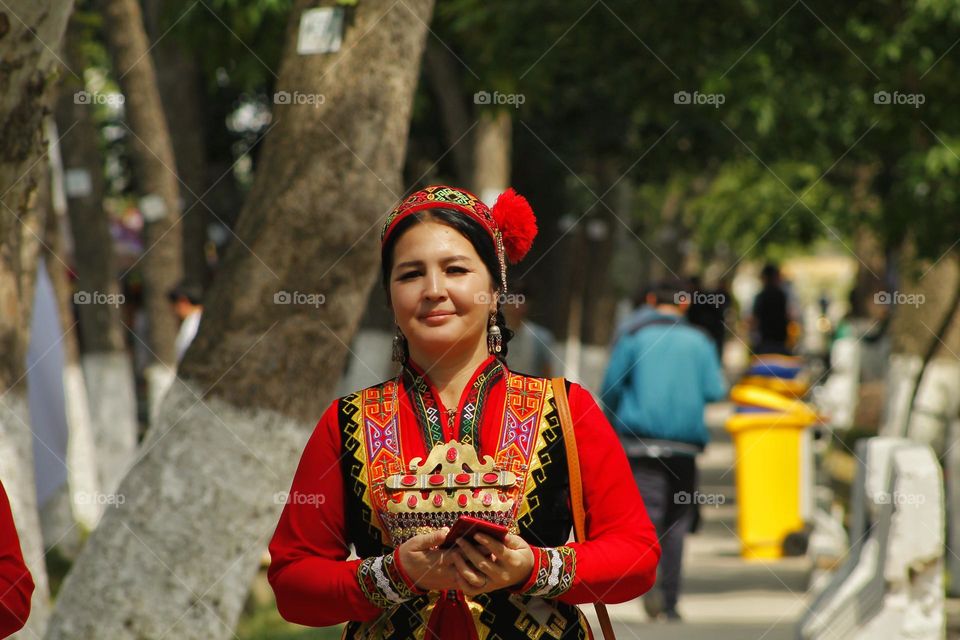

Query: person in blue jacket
601,278,726,622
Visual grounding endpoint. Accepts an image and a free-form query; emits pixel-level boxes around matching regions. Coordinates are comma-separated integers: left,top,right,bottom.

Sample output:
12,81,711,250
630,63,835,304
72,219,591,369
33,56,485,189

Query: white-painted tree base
144,362,176,429
82,351,138,493
62,361,101,529
45,379,312,639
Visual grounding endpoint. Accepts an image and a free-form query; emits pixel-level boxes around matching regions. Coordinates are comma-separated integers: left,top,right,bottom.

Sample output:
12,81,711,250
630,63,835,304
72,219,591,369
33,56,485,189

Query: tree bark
143,0,212,293
885,242,960,443
45,1,435,638
39,133,102,539
56,14,139,495
100,0,184,420
0,2,75,635
423,40,474,183
472,109,511,203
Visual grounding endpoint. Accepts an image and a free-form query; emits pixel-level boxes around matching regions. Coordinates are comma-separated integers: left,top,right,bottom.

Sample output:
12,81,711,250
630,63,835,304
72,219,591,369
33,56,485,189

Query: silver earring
487,312,502,354
392,326,407,363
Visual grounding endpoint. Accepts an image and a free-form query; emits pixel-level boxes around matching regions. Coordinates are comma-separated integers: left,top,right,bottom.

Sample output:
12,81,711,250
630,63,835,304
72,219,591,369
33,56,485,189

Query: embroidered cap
380,185,538,293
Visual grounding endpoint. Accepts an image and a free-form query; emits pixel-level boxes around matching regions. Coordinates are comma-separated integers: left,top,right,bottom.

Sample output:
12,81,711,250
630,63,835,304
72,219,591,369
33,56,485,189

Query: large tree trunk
45,1,435,638
56,15,139,497
100,0,184,422
0,2,75,635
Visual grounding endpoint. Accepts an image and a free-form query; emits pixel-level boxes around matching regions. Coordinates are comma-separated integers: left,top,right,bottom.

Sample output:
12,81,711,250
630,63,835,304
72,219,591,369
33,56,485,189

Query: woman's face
389,220,497,363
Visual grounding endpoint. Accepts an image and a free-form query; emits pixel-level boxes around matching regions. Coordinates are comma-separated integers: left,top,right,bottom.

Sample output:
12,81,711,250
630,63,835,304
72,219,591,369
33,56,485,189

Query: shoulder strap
551,378,616,640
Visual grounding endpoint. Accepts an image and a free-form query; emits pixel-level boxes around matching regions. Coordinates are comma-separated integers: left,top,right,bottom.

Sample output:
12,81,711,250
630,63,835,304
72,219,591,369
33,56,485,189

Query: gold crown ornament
379,440,519,544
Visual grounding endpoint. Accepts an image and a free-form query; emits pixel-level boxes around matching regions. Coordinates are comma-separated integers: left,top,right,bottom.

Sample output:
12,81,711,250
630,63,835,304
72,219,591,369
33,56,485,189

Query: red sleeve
267,400,383,626
515,383,660,605
0,481,33,637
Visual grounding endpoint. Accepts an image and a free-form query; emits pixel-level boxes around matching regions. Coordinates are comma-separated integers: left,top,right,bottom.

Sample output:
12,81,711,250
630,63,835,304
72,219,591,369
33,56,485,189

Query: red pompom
491,188,538,263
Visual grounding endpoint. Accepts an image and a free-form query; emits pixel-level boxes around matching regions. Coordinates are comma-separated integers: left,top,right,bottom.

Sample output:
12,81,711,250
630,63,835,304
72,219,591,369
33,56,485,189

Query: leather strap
551,378,616,640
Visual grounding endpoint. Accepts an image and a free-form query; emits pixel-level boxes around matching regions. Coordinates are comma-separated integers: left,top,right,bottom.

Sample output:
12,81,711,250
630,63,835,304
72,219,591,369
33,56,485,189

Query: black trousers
630,455,698,611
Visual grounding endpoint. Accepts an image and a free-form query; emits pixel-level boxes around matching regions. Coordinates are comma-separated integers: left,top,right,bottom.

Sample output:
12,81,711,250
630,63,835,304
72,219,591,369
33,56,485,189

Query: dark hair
648,278,690,306
761,263,780,281
167,282,203,305
380,208,514,362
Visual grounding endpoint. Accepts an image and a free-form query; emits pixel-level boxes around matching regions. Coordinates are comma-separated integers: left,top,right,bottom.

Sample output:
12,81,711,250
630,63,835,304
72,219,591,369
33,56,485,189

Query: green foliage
160,0,293,93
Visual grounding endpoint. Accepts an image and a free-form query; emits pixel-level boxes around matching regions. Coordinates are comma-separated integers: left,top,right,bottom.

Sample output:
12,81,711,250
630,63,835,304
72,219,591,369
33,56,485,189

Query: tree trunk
581,160,620,346
38,132,102,543
45,1,435,638
56,15,139,496
423,40,474,183
472,109,511,204
143,0,211,293
100,0,184,420
885,244,960,447
0,2,74,635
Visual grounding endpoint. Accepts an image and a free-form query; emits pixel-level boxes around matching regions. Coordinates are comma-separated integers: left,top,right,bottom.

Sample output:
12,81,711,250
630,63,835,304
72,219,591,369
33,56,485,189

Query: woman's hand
397,528,461,592
450,533,534,596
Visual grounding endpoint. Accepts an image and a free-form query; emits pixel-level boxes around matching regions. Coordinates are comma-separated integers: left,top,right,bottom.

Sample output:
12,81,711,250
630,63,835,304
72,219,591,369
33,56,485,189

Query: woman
268,185,660,639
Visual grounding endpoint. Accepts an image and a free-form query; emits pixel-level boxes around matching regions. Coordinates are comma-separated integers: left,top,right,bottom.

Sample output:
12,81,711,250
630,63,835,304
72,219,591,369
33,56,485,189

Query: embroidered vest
336,371,589,639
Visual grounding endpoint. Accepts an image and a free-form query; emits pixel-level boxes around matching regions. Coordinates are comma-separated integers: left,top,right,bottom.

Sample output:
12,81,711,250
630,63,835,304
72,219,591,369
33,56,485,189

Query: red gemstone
454,473,471,484
482,493,493,506
446,447,458,462
500,493,509,502
428,474,445,486
432,494,444,507
482,472,499,484
407,495,418,508
401,475,417,487
457,494,468,508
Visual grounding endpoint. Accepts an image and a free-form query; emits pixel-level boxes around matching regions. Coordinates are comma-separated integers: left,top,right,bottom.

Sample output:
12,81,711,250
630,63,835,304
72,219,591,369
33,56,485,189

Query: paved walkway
585,404,813,639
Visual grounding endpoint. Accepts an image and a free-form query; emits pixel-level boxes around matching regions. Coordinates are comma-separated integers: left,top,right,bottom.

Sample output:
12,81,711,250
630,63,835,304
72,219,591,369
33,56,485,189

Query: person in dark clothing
685,275,730,359
751,263,791,355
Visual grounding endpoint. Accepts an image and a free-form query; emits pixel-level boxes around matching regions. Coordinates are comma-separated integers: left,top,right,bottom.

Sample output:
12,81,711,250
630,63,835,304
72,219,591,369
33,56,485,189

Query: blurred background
3,0,960,638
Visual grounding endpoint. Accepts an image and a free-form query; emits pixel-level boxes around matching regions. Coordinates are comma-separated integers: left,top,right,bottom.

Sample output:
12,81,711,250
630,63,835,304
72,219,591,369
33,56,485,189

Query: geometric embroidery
402,357,504,449
340,369,585,639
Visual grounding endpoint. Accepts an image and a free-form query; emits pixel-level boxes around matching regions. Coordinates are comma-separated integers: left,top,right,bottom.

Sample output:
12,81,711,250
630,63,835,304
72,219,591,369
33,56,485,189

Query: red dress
0,481,33,638
269,355,659,639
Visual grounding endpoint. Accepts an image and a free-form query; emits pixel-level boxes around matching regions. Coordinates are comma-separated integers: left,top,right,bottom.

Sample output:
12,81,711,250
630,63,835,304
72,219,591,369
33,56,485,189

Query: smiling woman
383,207,512,377
267,185,661,640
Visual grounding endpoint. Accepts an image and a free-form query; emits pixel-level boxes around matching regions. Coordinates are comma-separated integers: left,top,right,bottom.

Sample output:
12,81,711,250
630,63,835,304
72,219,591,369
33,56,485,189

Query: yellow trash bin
725,405,818,560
